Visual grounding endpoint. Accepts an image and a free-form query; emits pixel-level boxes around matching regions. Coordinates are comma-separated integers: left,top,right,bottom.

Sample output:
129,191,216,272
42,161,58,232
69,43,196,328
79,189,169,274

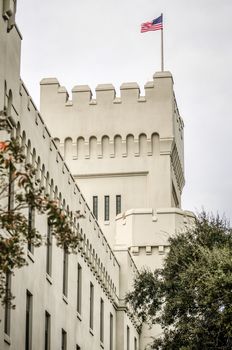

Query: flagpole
161,13,164,71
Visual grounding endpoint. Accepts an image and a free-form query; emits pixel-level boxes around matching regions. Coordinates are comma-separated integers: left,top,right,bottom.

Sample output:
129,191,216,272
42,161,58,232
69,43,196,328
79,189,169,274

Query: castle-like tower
40,72,191,268
40,72,193,348
0,1,194,349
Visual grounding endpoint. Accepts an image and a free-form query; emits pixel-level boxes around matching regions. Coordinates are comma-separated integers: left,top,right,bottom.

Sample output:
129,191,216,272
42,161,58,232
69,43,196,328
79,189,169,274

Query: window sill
62,294,68,305
104,221,110,226
27,250,35,263
4,333,11,345
76,311,82,321
46,273,53,285
89,328,94,336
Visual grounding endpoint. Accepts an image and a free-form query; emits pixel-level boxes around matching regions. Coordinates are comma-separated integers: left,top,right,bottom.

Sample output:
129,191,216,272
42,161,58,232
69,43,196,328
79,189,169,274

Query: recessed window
116,195,121,215
93,196,98,220
110,313,113,350
46,221,52,276
63,250,68,297
8,166,14,211
77,264,82,315
4,272,11,336
104,196,110,221
100,298,104,343
25,291,33,350
89,282,94,330
134,337,137,350
45,311,50,350
28,205,35,254
127,326,130,350
61,329,67,350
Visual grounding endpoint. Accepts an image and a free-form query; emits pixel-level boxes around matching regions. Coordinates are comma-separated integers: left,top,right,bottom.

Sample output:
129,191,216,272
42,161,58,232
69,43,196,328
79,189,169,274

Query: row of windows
92,195,121,221
4,255,112,346
5,288,114,350
25,290,83,350
8,164,117,299
25,215,116,310
27,209,116,298
4,278,137,350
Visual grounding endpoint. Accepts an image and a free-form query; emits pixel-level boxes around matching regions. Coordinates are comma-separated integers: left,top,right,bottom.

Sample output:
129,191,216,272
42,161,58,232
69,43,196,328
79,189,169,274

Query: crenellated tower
40,71,189,246
0,1,194,348
40,70,194,350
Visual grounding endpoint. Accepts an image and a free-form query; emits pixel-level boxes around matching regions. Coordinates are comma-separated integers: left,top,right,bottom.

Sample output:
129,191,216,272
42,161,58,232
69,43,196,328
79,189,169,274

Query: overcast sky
17,0,232,220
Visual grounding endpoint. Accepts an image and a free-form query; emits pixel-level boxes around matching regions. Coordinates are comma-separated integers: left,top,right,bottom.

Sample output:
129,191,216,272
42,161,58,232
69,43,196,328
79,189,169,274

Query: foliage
0,138,82,305
126,213,232,349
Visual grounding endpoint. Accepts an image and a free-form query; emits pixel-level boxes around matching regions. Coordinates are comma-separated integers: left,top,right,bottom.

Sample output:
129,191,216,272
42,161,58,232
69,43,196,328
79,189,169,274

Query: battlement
40,71,184,150
40,71,185,190
40,71,176,107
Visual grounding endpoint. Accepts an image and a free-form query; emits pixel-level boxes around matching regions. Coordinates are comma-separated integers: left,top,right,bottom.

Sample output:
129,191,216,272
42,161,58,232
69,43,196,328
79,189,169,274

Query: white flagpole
161,13,164,71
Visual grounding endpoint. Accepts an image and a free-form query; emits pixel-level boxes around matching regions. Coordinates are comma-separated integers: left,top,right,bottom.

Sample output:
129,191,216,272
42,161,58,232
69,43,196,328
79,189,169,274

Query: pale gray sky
17,0,232,220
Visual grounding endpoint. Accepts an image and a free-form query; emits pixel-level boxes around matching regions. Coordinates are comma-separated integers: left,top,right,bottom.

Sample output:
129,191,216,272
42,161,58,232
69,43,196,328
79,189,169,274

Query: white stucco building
0,1,194,349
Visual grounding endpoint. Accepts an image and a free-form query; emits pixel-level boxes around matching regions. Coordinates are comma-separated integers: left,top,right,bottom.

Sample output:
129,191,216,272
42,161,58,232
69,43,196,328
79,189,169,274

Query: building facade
0,1,194,349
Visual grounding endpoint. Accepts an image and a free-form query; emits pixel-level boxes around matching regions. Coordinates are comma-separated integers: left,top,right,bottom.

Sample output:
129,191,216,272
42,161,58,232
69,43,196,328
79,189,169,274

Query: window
110,313,113,350
62,250,68,297
127,326,130,350
116,195,121,215
44,311,50,350
61,329,67,350
25,291,33,350
77,264,82,314
172,183,179,208
100,298,104,343
92,196,98,220
76,346,80,350
134,337,137,350
104,196,110,221
89,282,94,330
46,222,52,276
28,205,35,254
8,165,14,212
4,272,11,336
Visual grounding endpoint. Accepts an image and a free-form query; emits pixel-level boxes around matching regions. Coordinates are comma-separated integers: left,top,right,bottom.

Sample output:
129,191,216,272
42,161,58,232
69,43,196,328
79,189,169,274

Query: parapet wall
40,72,185,192
40,72,184,156
115,207,195,265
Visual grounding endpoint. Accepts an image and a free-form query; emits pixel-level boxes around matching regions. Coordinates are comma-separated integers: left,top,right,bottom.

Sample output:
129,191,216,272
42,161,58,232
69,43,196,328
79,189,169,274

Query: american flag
141,14,163,33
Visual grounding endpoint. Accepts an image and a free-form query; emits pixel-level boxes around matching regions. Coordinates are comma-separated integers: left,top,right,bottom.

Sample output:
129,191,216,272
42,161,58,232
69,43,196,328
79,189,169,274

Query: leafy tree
126,213,232,349
0,137,82,306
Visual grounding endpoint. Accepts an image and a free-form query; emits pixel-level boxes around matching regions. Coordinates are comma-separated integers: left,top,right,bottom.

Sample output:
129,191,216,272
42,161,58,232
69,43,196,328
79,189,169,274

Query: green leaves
127,213,232,349
0,138,82,306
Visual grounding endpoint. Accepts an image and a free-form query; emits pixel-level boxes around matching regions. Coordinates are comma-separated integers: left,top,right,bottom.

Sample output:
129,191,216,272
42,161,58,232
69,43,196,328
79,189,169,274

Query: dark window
172,183,179,208
63,250,68,297
116,195,121,215
104,196,110,221
100,298,104,343
93,196,98,220
127,326,130,350
8,165,14,211
28,205,35,253
134,337,137,350
4,272,11,336
61,329,67,350
44,311,50,350
46,222,52,276
89,282,94,330
76,346,80,350
77,264,82,314
25,291,32,350
110,313,113,350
